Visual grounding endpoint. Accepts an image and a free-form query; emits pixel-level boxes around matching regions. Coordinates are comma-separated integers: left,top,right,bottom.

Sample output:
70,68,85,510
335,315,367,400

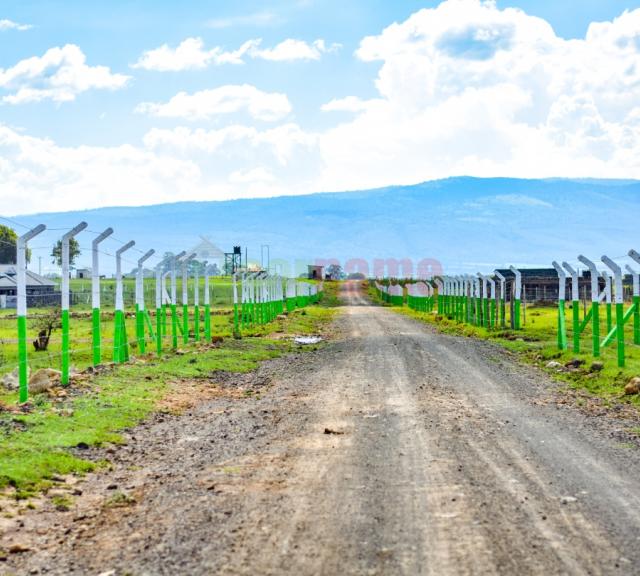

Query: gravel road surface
3,282,640,575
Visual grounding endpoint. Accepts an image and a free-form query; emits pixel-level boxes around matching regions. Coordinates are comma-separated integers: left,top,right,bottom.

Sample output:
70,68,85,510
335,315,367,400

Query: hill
10,177,640,276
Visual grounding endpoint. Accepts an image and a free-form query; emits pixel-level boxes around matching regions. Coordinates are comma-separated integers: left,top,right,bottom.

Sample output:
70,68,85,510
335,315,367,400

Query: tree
160,252,175,273
51,237,81,268
326,264,345,280
0,225,31,264
32,308,61,352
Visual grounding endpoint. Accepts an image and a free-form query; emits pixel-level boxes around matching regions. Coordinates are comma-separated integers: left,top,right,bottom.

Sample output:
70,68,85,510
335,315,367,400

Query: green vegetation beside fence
0,302,336,497
369,283,640,405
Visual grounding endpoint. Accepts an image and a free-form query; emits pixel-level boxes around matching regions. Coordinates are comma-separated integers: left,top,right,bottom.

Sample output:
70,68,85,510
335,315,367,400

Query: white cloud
251,38,341,61
132,37,259,71
229,167,276,184
0,124,202,214
5,1,640,216
0,121,321,214
0,44,130,104
321,96,381,113
136,85,292,122
143,123,318,165
206,11,279,29
315,0,640,191
0,19,31,31
132,37,339,71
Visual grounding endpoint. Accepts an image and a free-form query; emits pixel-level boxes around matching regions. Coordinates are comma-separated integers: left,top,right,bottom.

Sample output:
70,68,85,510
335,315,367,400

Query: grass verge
0,304,336,497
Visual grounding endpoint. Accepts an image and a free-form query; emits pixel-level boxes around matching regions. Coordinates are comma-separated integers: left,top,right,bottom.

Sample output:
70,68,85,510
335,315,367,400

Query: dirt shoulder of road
0,303,339,567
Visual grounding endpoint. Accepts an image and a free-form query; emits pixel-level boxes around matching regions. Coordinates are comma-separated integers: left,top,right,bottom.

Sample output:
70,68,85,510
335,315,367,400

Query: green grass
369,287,640,405
0,308,239,376
0,301,337,495
317,281,342,308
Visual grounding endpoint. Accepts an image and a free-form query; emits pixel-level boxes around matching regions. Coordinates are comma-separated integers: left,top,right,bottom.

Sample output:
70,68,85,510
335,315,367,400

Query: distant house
494,268,615,303
0,265,57,308
189,237,225,265
76,267,91,279
308,265,324,280
495,268,563,303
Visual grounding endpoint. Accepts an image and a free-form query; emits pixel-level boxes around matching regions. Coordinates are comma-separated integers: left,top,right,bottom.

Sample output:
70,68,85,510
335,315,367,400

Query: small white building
189,236,225,272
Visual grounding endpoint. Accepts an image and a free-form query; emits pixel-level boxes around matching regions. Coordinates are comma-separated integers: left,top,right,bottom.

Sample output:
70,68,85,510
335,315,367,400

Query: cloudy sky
2,0,640,215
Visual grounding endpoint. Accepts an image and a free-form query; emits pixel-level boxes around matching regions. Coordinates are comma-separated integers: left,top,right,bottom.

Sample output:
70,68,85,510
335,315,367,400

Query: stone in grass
624,377,640,395
1,367,30,391
589,361,605,373
565,358,586,369
104,491,136,508
545,361,564,371
28,368,62,394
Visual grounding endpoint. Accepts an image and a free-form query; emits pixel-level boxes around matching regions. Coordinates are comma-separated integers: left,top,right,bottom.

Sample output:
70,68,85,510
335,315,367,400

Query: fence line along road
375,247,640,370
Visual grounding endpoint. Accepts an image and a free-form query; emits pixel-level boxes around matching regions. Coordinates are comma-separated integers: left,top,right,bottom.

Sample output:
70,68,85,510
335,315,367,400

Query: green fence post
16,224,46,403
181,254,196,344
579,255,601,357
193,263,200,342
61,308,69,380
233,273,240,334
204,270,211,341
169,251,186,350
463,276,471,323
480,275,490,328
114,240,135,363
494,271,506,328
487,276,496,329
91,227,113,365
470,276,477,324
603,256,625,368
561,262,580,353
628,251,640,345
155,261,163,356
602,270,613,335
161,269,170,341
509,267,522,330
136,249,155,355
435,279,443,314
552,261,568,350
60,222,88,385
624,262,639,345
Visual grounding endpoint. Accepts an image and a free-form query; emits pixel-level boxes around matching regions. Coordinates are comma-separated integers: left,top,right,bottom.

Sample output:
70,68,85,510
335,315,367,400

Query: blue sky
1,0,640,215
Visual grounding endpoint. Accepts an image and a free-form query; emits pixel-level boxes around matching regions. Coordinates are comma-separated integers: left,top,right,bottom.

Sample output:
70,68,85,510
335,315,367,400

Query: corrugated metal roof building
0,265,57,308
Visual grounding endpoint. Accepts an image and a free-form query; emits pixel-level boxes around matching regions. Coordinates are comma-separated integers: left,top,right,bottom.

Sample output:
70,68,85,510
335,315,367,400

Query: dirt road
4,282,640,575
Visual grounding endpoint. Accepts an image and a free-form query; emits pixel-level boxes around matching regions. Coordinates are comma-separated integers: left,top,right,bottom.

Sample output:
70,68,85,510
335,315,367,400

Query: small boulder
28,368,62,394
565,358,585,369
624,377,640,395
590,361,605,373
546,361,564,370
1,367,22,390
